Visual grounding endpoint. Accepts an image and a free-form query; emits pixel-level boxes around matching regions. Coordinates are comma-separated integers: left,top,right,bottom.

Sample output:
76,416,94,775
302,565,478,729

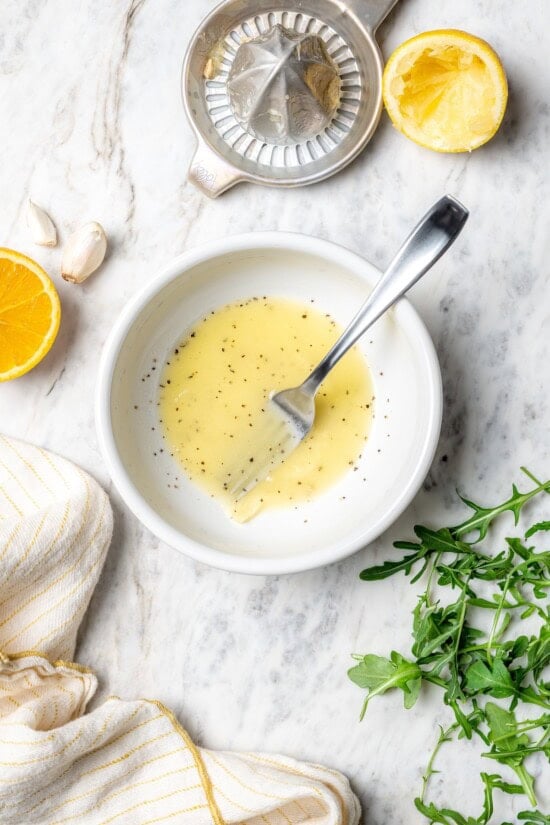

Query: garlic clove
27,199,57,247
61,222,107,284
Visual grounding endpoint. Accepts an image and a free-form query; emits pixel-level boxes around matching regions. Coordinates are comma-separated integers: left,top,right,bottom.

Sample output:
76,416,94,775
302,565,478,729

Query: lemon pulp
383,30,508,152
159,297,373,521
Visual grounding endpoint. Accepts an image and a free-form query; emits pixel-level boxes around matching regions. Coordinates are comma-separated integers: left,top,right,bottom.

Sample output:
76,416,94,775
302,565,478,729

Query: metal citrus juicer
182,0,399,197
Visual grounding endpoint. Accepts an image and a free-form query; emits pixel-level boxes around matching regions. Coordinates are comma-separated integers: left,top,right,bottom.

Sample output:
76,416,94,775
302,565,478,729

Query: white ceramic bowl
96,233,442,575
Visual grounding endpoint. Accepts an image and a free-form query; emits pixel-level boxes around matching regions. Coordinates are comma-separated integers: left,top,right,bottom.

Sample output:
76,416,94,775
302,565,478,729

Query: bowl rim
95,232,442,575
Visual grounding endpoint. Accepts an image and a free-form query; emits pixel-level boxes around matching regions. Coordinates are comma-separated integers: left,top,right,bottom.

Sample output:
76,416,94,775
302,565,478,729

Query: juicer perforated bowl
182,0,399,197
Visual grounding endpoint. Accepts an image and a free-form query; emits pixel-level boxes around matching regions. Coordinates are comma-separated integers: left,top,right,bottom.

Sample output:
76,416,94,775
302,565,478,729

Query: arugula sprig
349,471,550,824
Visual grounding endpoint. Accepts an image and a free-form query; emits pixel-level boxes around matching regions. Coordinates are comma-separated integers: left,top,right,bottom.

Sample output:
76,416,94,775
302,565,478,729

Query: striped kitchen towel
0,436,360,825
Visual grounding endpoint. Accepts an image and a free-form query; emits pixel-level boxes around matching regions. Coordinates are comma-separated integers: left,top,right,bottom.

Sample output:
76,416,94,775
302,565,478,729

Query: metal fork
228,195,468,500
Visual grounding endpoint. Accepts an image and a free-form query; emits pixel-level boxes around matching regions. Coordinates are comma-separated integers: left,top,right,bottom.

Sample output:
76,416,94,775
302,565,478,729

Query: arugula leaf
414,526,470,554
527,625,550,683
484,703,537,804
452,481,550,542
414,798,477,825
351,472,550,825
480,772,525,824
525,521,550,538
485,703,526,752
359,550,426,581
465,658,515,699
348,652,421,719
517,813,550,823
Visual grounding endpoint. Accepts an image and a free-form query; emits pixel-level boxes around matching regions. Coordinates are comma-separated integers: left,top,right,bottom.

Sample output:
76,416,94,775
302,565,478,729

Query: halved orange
383,29,508,152
0,248,61,381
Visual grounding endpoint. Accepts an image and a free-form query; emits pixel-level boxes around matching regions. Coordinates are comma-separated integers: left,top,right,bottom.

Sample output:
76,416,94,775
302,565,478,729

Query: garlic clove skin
27,199,57,247
61,222,107,284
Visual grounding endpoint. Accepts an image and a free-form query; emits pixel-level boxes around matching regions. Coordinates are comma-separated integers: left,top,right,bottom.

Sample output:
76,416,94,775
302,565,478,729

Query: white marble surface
1,1,550,822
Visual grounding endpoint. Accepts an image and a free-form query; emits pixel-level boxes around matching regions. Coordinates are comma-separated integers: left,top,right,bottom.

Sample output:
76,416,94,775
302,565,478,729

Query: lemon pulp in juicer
159,297,374,521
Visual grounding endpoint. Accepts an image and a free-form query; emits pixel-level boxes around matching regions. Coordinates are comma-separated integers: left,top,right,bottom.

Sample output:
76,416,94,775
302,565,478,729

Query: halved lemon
382,29,508,152
0,248,61,381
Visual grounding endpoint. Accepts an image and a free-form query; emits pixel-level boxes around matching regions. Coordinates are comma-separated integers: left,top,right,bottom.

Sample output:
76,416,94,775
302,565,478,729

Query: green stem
486,570,512,665
447,581,470,685
491,716,550,741
453,480,550,539
420,722,458,802
514,764,537,807
520,467,550,492
460,642,505,654
425,552,441,606
422,673,448,689
534,725,550,749
515,690,550,710
483,744,549,759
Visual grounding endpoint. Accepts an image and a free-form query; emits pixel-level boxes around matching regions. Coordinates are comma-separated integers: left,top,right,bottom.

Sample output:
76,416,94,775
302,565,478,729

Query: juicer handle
352,0,400,32
188,136,242,198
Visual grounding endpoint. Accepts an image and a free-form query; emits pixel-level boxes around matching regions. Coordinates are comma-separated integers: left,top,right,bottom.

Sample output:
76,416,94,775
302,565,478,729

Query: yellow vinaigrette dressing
159,297,374,521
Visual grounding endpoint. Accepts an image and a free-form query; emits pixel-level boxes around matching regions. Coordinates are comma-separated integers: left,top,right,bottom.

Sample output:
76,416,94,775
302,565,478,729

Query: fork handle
301,195,469,395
